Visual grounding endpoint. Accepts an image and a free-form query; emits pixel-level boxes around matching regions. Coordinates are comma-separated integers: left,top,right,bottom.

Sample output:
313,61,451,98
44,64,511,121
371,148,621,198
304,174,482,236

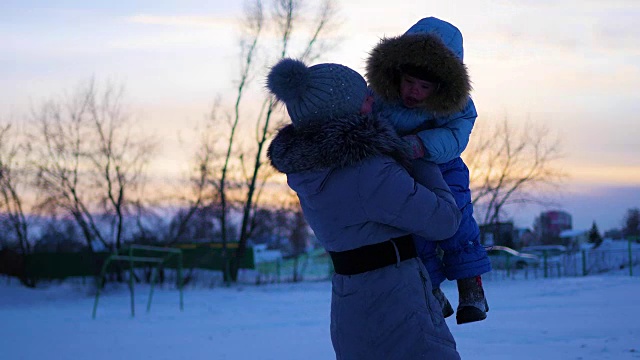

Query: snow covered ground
1,272,639,360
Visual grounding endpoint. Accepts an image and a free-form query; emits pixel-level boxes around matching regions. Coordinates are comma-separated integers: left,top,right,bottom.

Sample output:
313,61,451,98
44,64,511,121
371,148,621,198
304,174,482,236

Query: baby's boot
432,287,454,318
456,275,489,324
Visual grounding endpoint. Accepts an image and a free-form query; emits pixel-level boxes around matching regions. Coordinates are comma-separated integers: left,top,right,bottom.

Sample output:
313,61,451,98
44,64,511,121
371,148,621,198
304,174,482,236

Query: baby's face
399,74,437,108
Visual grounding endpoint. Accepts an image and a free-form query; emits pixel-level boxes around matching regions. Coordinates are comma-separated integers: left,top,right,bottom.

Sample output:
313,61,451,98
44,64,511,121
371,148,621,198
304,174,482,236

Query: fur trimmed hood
365,17,471,116
267,114,411,174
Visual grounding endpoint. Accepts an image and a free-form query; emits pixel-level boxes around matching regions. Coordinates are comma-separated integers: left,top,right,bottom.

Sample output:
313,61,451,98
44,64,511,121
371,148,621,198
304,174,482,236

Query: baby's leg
414,236,445,287
439,204,491,280
436,157,491,323
414,235,453,318
438,204,491,324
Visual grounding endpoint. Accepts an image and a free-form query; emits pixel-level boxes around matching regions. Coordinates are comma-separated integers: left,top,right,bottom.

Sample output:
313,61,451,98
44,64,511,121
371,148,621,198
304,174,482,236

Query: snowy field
1,273,639,360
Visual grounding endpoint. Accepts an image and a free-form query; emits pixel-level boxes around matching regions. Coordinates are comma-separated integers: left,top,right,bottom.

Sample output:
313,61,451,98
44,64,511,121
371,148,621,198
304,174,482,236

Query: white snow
560,229,589,238
1,272,639,360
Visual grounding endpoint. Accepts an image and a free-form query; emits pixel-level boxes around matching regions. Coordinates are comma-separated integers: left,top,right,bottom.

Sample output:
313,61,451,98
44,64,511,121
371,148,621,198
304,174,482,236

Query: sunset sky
1,0,639,231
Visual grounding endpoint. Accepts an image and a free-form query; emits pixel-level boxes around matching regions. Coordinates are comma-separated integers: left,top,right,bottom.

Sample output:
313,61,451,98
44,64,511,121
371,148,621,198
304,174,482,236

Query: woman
266,58,462,360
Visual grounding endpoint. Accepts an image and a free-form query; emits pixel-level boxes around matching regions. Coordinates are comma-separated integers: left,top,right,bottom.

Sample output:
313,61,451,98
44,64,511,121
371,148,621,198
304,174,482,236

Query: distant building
252,244,283,264
534,210,572,244
515,228,536,249
603,228,624,240
479,222,534,249
479,222,514,247
559,229,589,251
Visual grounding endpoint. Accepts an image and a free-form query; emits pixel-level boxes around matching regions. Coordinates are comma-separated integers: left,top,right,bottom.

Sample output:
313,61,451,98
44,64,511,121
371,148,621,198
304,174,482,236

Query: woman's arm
359,158,461,241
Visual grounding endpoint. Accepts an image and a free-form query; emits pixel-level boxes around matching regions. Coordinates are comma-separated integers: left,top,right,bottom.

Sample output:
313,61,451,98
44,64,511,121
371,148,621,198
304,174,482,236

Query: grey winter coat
268,114,461,359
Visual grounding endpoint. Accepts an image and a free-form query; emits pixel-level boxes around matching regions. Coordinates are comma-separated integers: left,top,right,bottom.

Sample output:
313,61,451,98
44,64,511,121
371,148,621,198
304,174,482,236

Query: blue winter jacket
371,16,477,164
367,17,491,284
375,98,477,164
268,114,462,359
268,114,461,252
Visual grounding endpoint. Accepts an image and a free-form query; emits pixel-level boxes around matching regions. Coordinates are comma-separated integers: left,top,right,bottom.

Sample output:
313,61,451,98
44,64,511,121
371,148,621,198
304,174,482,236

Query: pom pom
267,58,309,103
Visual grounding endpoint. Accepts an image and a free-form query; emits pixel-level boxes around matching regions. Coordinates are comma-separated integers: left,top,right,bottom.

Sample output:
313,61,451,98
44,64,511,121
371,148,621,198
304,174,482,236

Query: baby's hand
403,135,425,159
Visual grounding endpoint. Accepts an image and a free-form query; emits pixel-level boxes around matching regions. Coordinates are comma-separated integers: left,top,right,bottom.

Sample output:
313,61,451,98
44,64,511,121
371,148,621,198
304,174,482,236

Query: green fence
252,241,640,283
485,240,640,280
254,249,333,283
19,243,254,281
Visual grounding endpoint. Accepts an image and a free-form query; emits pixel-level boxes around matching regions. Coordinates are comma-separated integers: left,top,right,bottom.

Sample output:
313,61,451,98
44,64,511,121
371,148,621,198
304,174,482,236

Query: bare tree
623,208,640,239
0,124,32,255
465,119,566,229
32,80,156,252
188,0,339,282
232,0,339,281
85,83,157,250
215,0,264,261
289,207,310,282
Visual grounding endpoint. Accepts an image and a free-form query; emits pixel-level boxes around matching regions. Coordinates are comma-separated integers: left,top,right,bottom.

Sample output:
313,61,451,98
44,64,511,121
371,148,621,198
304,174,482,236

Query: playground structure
92,245,184,319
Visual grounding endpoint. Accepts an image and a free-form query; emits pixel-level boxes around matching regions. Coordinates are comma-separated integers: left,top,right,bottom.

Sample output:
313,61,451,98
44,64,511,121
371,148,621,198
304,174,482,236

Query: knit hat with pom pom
266,58,368,127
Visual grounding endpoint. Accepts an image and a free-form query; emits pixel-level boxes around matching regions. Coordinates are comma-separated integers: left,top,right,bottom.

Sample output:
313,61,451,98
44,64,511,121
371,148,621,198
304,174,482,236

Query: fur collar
366,34,471,116
267,114,411,174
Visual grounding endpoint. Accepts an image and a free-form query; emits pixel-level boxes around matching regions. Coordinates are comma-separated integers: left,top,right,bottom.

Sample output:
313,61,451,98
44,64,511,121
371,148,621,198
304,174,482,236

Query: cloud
463,1,640,60
592,10,640,54
119,12,338,52
108,32,235,50
507,184,640,230
560,164,640,186
110,14,240,50
126,14,238,29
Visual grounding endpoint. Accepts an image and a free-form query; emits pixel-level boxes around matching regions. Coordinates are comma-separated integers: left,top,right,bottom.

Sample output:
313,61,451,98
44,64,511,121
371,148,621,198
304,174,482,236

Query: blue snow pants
413,157,492,288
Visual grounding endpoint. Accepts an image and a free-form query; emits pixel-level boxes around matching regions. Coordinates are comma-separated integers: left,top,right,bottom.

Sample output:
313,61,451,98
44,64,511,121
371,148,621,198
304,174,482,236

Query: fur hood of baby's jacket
366,17,471,116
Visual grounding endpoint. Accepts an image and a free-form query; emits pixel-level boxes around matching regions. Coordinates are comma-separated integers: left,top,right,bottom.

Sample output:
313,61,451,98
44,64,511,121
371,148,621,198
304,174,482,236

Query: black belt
329,235,417,275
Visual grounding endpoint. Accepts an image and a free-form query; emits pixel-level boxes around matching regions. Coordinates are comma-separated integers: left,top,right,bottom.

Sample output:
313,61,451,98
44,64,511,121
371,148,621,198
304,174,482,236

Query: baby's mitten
403,134,426,159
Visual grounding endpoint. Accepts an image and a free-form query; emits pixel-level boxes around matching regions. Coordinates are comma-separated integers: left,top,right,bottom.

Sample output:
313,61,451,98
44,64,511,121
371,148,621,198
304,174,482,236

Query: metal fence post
147,265,158,313
505,254,510,278
129,247,135,317
629,238,633,277
92,245,182,318
177,251,184,311
581,250,587,276
92,257,113,319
